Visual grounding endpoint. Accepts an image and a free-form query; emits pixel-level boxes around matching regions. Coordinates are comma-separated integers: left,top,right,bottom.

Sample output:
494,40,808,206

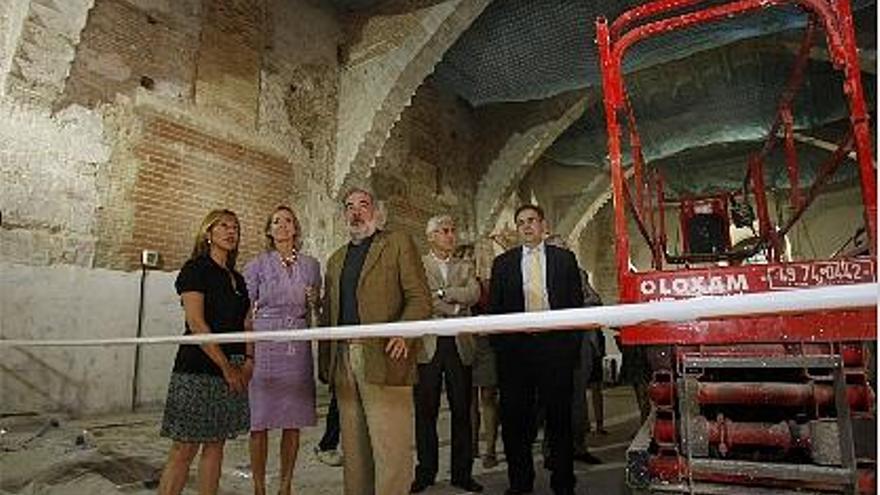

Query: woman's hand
241,358,254,384
305,285,319,307
385,337,408,360
222,364,247,394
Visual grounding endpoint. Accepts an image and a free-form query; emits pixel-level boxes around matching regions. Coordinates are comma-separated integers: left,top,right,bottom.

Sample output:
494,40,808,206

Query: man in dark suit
489,204,584,495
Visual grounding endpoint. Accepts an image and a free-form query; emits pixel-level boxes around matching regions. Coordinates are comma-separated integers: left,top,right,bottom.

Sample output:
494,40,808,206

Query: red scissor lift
597,1,877,494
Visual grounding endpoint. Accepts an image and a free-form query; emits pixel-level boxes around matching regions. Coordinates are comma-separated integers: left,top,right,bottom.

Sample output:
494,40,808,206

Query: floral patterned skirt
160,359,249,442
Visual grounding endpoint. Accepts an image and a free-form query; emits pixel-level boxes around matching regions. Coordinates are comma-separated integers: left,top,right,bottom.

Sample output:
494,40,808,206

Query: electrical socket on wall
141,249,160,268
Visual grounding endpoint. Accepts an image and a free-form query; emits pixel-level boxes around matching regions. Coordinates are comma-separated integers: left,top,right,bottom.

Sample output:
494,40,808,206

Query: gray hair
340,185,377,207
425,214,455,236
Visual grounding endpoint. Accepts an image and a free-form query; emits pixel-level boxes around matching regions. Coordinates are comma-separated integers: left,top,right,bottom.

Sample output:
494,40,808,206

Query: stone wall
370,79,478,250
0,0,487,416
0,0,344,415
333,0,489,194
0,103,110,267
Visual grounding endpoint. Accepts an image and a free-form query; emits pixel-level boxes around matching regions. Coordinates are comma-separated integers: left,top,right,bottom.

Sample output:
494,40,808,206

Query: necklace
279,249,298,267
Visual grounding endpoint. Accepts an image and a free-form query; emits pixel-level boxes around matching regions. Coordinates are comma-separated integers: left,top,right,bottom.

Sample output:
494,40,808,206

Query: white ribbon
0,283,875,347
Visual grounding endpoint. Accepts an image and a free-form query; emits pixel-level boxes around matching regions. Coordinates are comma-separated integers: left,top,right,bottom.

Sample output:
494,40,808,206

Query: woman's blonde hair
190,209,240,269
264,205,302,251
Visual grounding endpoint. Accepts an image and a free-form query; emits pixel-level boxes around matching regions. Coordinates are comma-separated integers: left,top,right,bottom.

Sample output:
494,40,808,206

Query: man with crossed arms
411,214,483,493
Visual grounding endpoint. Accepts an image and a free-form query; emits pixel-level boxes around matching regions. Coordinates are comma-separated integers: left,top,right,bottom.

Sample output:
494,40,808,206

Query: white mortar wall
0,262,182,415
0,0,29,96
134,269,184,410
0,98,110,267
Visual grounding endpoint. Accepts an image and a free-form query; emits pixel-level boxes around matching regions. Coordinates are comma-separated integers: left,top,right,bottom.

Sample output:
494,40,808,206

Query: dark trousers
318,387,340,451
414,337,474,484
497,344,575,494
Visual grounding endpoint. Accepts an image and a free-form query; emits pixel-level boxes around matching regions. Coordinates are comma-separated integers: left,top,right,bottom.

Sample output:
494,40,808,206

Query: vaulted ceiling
329,0,877,197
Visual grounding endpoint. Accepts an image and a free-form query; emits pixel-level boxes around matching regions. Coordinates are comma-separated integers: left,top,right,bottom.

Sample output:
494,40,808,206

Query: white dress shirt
431,251,450,284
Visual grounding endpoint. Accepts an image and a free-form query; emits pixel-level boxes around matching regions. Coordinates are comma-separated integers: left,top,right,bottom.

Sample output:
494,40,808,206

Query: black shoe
451,478,484,492
504,488,533,495
573,452,602,465
410,478,434,493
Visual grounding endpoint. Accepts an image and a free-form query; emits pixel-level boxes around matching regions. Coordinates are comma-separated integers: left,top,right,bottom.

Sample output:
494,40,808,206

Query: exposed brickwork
195,0,263,128
98,108,294,271
61,0,201,108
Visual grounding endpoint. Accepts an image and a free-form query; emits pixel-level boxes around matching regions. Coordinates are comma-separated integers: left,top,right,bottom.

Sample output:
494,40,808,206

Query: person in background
244,205,321,495
585,330,608,436
314,390,343,466
489,205,583,495
318,186,431,495
411,215,483,493
158,209,251,495
471,277,500,469
618,335,652,426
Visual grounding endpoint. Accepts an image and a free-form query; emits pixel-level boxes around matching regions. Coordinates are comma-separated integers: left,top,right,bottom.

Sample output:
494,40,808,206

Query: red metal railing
597,0,876,316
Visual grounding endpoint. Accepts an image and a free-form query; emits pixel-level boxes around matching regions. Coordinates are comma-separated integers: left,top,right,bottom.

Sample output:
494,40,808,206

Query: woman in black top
158,209,253,495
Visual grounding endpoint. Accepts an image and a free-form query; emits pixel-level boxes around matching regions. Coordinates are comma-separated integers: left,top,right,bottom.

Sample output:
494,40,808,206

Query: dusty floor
0,386,642,495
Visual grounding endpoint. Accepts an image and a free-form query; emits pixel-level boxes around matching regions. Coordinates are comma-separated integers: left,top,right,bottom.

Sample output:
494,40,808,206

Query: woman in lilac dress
244,205,320,495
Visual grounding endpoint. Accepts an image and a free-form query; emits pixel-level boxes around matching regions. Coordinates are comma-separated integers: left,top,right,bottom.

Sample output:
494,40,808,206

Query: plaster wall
0,262,181,415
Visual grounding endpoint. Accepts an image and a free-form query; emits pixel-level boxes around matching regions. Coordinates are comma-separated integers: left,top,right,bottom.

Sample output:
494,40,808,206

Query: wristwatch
436,288,446,299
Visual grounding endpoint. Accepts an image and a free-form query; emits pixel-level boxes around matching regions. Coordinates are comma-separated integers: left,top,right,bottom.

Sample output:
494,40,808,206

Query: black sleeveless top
172,255,250,375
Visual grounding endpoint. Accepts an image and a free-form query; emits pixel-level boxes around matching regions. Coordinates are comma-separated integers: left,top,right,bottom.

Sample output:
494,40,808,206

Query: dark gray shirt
339,234,374,325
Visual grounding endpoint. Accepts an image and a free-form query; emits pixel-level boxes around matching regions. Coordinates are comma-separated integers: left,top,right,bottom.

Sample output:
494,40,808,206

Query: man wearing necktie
489,205,584,495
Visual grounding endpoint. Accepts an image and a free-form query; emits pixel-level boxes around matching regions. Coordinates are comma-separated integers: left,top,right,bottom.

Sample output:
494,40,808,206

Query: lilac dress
244,251,320,430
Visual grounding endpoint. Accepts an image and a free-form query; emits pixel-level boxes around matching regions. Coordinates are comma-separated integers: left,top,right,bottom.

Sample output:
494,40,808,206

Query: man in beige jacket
412,214,483,493
319,187,431,495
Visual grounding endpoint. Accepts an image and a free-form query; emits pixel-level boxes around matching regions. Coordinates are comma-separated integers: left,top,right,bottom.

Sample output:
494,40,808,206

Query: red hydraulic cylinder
648,381,873,411
653,418,808,452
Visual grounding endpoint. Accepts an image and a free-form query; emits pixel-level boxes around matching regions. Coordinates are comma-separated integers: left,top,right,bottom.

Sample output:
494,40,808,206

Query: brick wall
195,0,263,128
61,0,201,108
98,108,294,271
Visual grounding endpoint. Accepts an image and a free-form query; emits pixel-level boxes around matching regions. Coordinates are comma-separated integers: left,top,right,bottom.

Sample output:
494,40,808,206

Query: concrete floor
0,386,642,495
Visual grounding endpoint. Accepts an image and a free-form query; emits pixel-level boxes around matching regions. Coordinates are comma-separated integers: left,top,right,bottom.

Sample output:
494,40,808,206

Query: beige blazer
318,230,431,386
418,253,481,366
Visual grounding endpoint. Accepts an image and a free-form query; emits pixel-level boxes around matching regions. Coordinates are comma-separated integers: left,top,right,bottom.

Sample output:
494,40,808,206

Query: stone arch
333,0,491,196
473,90,594,236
